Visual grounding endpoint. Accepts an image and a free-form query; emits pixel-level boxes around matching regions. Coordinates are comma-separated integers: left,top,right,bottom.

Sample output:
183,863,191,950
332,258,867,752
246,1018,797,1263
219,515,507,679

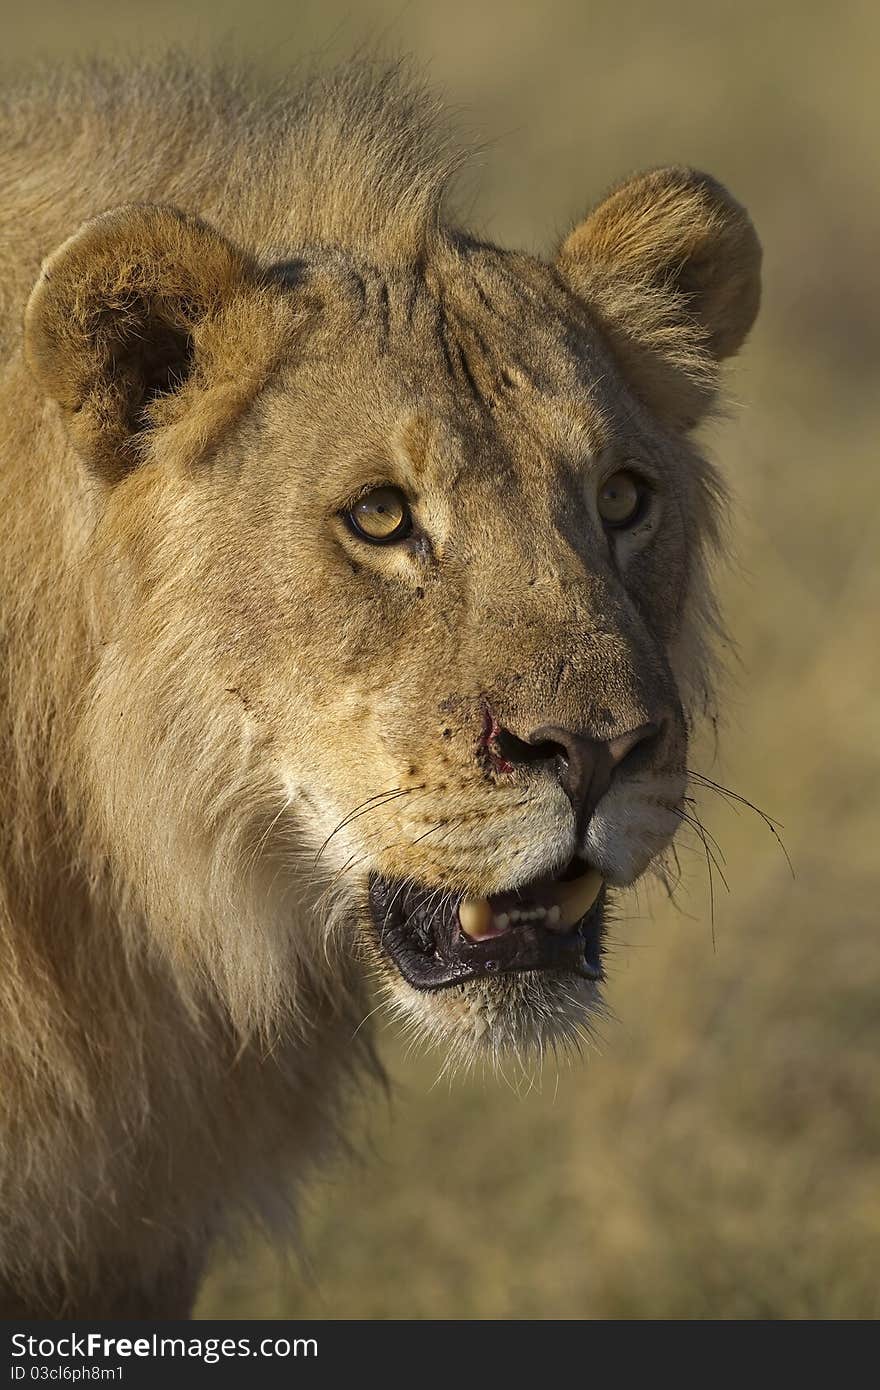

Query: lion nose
494,720,661,826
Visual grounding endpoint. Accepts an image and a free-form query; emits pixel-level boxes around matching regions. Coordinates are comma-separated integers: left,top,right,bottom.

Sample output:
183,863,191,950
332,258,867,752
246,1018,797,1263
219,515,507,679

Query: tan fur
0,57,760,1316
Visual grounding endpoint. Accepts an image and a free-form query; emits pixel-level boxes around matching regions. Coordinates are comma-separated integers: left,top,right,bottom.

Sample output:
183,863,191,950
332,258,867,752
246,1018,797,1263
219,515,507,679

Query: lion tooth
459,867,603,941
555,868,603,930
459,898,493,939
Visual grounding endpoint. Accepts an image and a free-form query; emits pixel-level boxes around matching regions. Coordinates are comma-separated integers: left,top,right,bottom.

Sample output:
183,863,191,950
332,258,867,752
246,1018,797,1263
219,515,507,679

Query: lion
0,56,760,1317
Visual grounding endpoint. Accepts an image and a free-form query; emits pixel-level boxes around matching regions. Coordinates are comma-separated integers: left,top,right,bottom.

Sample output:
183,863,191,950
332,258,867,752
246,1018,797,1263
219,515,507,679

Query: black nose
494,720,661,827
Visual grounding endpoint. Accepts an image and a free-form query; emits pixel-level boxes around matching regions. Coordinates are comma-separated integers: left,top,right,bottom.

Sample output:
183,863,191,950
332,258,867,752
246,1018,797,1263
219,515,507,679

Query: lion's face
221,250,697,1051
25,172,760,1057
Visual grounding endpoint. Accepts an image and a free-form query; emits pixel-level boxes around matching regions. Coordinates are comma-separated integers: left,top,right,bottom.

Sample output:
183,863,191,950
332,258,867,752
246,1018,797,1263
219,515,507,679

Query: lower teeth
458,867,603,942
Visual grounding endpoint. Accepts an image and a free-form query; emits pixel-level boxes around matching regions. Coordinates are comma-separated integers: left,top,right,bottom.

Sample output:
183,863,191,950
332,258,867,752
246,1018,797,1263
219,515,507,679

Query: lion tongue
458,866,603,942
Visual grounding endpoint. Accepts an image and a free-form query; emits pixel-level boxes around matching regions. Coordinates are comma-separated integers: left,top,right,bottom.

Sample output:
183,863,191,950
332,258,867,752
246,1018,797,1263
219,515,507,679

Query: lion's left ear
557,167,761,428
25,204,296,482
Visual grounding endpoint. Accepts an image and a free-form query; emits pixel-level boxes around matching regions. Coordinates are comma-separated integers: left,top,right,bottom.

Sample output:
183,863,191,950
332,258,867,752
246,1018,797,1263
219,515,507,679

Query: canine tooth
459,898,493,939
493,913,510,931
555,868,604,930
546,905,561,925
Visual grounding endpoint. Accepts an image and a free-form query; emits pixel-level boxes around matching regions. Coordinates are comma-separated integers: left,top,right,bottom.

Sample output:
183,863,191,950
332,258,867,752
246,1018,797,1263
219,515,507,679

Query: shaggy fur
0,57,760,1317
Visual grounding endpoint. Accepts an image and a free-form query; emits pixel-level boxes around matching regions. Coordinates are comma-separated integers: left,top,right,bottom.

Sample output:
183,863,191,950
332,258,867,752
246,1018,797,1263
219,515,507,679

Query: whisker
681,797,728,864
351,999,386,1040
313,785,421,866
243,791,294,879
662,797,732,950
671,804,730,893
672,806,728,946
410,820,449,847
381,873,418,943
687,768,783,827
687,767,795,878
311,850,366,914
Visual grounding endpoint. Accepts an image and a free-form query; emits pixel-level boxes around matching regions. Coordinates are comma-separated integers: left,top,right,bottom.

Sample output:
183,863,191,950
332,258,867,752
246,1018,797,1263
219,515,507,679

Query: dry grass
7,0,878,1319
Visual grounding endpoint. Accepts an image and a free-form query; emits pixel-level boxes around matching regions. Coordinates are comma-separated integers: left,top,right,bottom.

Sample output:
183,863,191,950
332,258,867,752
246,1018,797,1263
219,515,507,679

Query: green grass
9,0,878,1319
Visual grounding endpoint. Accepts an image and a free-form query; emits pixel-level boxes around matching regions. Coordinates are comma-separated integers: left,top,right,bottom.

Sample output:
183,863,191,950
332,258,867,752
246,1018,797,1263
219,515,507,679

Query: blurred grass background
6,0,878,1319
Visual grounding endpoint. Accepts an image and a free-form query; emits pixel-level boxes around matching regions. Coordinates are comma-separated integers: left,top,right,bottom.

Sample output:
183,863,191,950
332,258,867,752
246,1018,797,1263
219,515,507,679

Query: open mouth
367,858,606,991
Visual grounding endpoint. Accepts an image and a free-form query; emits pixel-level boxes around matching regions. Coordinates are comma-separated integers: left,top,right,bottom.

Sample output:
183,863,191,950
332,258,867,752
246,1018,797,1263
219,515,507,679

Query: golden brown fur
0,57,760,1316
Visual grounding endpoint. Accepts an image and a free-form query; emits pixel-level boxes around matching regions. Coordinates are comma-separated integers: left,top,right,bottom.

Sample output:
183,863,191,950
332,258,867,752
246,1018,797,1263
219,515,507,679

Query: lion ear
557,167,761,428
25,205,293,481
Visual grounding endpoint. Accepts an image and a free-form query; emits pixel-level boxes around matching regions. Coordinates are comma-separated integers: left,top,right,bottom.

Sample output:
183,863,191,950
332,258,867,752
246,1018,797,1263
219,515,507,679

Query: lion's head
23,92,760,1064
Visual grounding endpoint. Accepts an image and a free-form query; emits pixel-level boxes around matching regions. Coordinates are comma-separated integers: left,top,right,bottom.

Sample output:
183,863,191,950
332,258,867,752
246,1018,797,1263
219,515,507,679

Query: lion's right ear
25,205,294,482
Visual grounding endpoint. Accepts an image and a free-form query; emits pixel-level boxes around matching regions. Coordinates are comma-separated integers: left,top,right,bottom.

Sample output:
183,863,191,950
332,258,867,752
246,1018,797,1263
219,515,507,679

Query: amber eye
597,469,645,529
347,486,412,544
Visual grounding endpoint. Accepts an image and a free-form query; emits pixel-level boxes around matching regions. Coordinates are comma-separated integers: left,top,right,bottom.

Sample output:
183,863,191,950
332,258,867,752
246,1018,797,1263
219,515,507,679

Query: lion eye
597,469,645,529
347,486,412,544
